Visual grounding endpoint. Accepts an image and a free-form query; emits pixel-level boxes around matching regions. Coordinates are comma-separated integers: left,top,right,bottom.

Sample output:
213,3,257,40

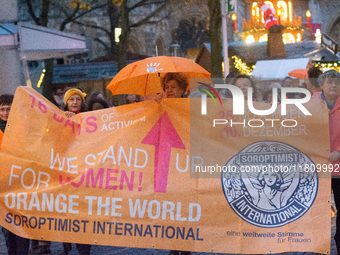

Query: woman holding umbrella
162,73,189,99
160,73,191,255
147,72,190,102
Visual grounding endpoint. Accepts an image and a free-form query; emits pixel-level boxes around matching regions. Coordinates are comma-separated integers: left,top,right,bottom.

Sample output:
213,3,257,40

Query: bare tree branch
128,0,166,11
128,0,149,11
25,0,40,25
59,2,81,31
94,38,109,52
72,20,111,36
130,3,166,28
69,3,108,22
59,3,108,31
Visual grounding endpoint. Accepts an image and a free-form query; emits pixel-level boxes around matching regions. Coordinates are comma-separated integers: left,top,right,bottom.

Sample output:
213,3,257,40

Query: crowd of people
0,72,191,255
224,67,324,105
0,67,340,255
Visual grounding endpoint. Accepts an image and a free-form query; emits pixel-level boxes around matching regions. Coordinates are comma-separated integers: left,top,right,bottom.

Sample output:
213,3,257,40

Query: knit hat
64,88,85,104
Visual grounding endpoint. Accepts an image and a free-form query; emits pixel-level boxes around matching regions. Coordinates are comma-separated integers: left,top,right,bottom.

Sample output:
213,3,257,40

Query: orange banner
0,87,331,254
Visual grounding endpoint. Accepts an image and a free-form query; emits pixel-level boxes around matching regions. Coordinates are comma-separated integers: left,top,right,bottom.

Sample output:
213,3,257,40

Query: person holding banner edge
312,70,340,254
63,87,91,255
0,94,31,255
157,73,191,255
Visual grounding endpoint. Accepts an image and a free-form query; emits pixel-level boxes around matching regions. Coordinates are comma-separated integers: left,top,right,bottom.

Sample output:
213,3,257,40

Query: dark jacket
0,119,6,133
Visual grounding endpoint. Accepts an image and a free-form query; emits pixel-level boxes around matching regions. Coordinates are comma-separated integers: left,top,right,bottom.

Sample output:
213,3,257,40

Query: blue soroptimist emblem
221,141,318,228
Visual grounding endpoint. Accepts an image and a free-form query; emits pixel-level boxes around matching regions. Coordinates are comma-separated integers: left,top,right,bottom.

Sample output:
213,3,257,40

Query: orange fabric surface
106,56,211,96
0,87,331,254
288,68,308,79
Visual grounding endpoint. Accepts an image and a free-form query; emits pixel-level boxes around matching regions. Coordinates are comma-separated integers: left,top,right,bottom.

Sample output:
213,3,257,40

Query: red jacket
0,130,3,150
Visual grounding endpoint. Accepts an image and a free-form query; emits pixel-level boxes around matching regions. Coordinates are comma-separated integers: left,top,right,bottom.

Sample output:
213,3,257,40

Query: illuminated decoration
246,35,255,43
278,1,288,19
264,1,274,8
262,0,274,25
259,34,268,42
297,33,301,42
232,14,237,32
283,33,295,44
37,69,46,88
232,56,253,75
277,9,281,25
306,10,311,28
251,2,262,23
315,29,321,44
260,3,278,29
243,0,302,44
314,61,340,72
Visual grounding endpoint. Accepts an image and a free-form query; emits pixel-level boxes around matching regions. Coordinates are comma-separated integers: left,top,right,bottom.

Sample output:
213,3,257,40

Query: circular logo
221,141,318,228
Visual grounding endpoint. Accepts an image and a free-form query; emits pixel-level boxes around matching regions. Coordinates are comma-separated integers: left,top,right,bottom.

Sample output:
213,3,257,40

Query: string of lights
314,61,340,72
232,56,254,75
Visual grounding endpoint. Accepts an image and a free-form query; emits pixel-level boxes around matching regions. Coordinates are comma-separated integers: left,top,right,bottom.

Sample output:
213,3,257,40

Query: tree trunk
208,0,222,78
118,0,129,71
108,0,119,55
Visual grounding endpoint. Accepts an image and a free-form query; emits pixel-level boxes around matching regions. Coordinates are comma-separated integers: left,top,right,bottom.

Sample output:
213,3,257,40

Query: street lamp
170,44,180,57
115,28,122,43
231,14,237,32
306,10,311,29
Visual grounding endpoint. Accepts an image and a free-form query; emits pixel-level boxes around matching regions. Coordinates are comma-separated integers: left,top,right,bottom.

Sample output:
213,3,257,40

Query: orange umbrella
288,68,308,79
107,56,211,96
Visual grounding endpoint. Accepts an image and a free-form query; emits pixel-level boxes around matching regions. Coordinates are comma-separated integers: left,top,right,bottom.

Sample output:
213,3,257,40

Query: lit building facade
243,0,303,44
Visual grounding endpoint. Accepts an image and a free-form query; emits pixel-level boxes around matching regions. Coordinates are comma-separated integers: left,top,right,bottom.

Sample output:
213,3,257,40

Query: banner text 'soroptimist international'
0,87,331,254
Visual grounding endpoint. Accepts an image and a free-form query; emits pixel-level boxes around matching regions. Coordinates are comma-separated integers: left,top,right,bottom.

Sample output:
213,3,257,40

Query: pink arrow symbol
142,111,185,193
